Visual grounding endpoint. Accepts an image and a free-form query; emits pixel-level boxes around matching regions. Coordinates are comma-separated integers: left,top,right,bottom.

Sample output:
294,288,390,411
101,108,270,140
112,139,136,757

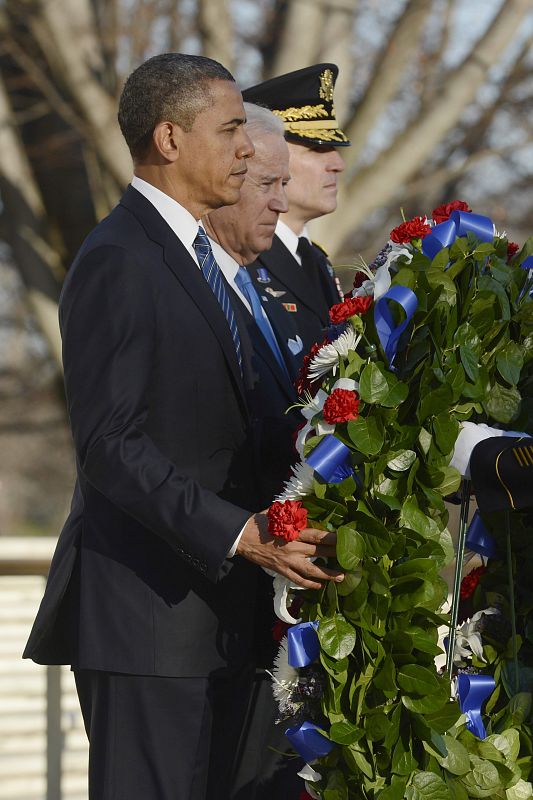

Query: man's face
209,132,290,263
178,80,255,212
284,142,345,226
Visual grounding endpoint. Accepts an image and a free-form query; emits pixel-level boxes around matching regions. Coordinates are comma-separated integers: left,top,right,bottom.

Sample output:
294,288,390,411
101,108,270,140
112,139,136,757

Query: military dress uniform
249,226,342,380
242,63,350,378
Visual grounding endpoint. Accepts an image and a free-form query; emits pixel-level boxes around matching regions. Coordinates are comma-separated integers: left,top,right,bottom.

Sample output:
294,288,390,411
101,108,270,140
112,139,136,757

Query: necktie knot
235,266,253,292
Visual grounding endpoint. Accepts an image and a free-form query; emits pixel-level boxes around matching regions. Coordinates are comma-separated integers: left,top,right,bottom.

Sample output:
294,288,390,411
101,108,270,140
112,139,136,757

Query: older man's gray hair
243,102,285,139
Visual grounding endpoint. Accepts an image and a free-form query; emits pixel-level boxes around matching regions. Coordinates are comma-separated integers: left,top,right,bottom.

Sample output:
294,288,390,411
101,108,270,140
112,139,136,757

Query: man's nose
327,149,345,172
269,185,289,214
236,129,255,160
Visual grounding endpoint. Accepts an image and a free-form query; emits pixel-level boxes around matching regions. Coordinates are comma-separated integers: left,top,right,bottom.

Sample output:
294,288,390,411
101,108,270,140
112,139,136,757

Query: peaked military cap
470,436,533,513
242,63,350,147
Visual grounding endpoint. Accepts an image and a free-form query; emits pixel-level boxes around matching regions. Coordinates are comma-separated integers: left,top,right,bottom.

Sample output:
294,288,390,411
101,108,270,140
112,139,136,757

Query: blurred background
0,0,532,796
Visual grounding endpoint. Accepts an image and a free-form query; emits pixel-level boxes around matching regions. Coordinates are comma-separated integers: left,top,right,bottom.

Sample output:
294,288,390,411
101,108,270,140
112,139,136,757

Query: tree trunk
197,0,234,71
0,77,62,369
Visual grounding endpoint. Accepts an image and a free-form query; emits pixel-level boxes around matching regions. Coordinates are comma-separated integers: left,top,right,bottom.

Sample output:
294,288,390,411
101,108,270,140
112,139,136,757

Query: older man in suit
243,63,350,378
23,53,343,800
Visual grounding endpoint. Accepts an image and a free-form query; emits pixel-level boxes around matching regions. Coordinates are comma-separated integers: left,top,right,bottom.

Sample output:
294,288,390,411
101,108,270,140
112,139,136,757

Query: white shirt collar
131,175,200,264
275,219,311,266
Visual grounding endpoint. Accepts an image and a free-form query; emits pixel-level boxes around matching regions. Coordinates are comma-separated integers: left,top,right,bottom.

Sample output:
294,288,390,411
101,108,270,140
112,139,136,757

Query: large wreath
268,201,533,799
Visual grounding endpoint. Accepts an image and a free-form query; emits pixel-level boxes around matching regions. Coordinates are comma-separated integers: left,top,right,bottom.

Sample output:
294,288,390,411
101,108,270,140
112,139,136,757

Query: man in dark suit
242,64,350,379
23,53,343,800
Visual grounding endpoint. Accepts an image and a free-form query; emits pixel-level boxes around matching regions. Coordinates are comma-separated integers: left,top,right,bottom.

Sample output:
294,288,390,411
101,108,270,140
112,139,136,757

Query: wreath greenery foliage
275,206,533,799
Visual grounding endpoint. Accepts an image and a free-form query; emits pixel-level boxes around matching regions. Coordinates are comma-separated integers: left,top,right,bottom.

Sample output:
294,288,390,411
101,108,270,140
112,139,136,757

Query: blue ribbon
307,435,354,484
465,511,496,559
422,211,494,260
285,720,335,762
288,621,320,667
456,673,495,739
520,256,533,270
374,285,418,365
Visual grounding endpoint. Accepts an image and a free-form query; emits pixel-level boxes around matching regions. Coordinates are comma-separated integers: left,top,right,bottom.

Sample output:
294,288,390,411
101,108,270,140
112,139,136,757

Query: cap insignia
319,69,334,103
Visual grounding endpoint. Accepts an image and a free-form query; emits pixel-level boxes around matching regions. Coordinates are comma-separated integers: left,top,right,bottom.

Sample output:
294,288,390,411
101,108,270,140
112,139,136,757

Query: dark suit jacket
249,234,341,380
24,186,293,678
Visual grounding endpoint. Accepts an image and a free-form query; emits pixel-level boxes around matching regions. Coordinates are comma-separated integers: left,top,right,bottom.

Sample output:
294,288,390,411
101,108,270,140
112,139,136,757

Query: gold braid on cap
272,104,328,122
283,124,349,143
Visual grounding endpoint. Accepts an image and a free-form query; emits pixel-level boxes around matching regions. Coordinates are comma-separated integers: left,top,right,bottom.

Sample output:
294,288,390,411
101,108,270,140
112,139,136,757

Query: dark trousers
74,668,302,800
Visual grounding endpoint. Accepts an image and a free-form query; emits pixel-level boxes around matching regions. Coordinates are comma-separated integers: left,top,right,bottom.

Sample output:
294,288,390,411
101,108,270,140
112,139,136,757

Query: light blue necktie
193,227,242,373
235,266,288,377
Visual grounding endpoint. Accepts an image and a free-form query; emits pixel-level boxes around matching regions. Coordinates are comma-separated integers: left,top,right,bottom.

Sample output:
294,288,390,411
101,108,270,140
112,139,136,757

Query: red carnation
267,500,308,542
300,793,315,800
295,339,328,396
507,241,520,261
390,216,431,244
352,271,367,289
460,565,487,600
329,294,372,324
432,200,472,224
323,388,360,424
272,619,290,641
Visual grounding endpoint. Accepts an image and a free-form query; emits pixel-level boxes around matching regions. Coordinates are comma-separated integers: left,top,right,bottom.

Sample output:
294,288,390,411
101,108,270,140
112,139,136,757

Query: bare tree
1,0,533,365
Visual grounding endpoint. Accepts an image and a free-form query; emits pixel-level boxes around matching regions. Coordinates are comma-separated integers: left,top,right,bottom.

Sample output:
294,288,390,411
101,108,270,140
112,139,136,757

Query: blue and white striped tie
193,227,242,372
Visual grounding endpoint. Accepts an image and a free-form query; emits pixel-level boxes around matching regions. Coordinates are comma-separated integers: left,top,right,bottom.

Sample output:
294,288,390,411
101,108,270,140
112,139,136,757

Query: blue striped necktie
193,227,242,372
235,266,289,378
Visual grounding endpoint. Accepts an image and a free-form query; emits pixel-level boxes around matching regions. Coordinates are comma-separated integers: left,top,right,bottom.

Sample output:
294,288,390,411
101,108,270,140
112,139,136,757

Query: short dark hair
118,53,235,160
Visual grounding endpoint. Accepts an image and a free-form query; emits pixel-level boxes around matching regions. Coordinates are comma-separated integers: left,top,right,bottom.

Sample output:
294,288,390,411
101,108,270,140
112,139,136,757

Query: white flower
353,261,392,300
453,607,499,663
308,326,361,381
276,461,315,501
269,635,300,713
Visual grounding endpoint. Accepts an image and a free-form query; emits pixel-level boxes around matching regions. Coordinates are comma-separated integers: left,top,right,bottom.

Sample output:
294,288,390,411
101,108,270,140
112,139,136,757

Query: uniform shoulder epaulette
311,240,330,258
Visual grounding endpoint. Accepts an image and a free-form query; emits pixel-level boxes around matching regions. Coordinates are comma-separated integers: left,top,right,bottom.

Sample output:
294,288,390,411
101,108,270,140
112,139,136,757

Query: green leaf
486,729,520,761
455,321,481,353
336,568,363,596
397,664,442,696
347,416,384,455
374,654,397,694
459,755,501,798
392,738,418,775
432,413,459,455
365,712,389,742
505,779,533,800
425,702,462,734
419,384,454,423
460,345,480,382
402,685,450,714
319,614,356,660
353,511,393,557
377,776,409,800
323,769,349,800
336,524,365,570
329,720,363,745
405,771,450,800
438,734,470,776
359,362,391,403
484,383,521,423
388,449,417,471
496,341,524,386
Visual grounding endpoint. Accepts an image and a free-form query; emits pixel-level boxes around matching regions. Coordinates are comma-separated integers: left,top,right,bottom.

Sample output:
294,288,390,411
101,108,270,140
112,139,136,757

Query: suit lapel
120,186,247,409
256,235,327,318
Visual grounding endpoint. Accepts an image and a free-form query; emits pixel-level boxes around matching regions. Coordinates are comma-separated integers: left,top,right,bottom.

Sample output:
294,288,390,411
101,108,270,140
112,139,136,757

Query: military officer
242,63,350,379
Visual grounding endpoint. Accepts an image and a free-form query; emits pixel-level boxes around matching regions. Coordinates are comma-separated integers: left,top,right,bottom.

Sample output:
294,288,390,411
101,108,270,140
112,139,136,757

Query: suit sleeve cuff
227,518,250,558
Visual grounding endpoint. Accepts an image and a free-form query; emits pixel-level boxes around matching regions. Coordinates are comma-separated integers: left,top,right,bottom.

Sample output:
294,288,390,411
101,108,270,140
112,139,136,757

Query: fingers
298,528,337,546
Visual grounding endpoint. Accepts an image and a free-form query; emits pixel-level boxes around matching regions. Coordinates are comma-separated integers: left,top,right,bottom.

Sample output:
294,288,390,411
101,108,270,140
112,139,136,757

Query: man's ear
152,121,182,162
